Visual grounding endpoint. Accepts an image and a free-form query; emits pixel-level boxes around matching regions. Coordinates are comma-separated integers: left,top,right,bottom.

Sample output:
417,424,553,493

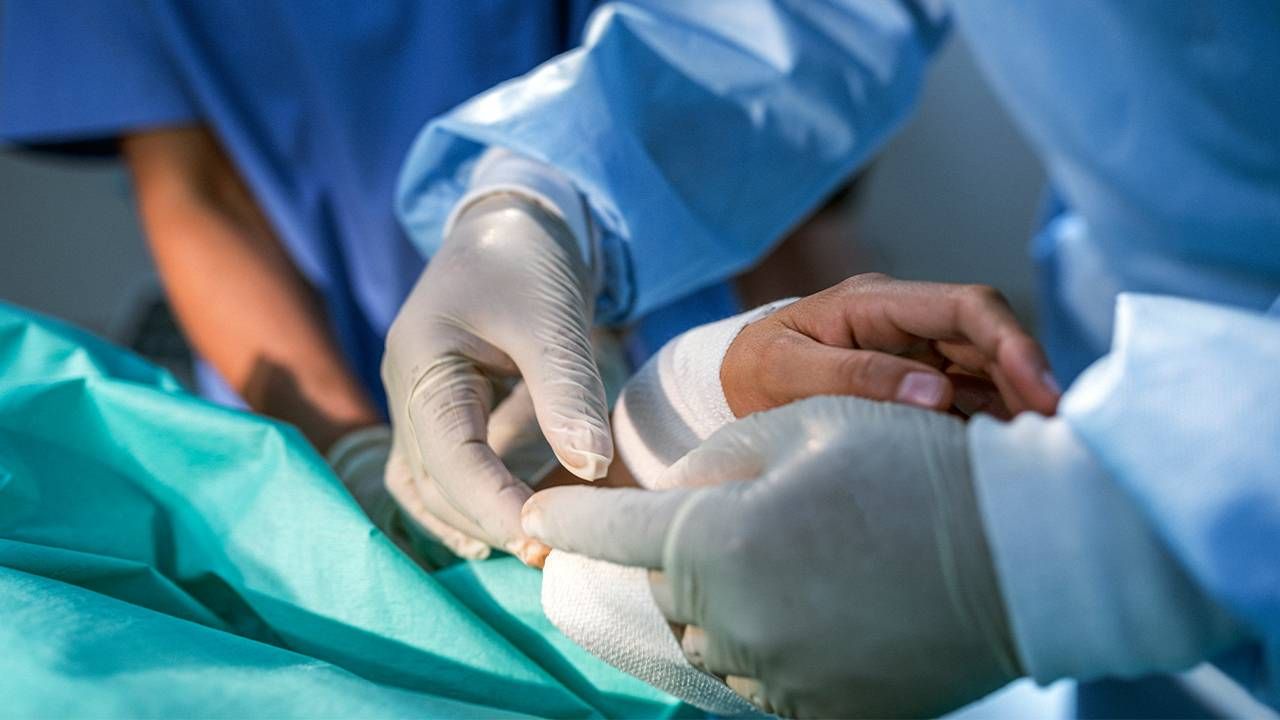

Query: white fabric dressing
542,303,790,716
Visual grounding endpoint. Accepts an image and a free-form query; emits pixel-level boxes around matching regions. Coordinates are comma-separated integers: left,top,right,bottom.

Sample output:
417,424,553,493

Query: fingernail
458,541,491,561
561,446,610,481
897,372,947,407
505,538,549,568
557,423,612,480
1041,369,1062,396
523,542,550,568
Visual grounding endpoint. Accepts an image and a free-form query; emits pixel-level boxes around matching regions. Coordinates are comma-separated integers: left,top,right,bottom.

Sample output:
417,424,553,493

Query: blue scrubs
0,0,735,410
396,0,1280,711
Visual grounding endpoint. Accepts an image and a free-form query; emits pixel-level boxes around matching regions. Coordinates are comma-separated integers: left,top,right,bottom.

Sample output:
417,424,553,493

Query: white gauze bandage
541,300,795,716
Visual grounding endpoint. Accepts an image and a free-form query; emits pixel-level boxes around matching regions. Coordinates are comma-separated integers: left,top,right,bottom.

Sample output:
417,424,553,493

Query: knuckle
755,329,800,382
962,283,1008,309
837,352,892,393
837,272,890,294
383,312,411,356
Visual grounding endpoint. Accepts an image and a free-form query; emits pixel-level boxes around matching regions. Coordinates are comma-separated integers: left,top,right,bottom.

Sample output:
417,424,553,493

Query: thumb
777,337,955,411
506,276,613,483
522,485,696,568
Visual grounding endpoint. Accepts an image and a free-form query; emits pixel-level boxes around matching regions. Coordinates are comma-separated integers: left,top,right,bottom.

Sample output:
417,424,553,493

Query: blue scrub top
1,0,726,412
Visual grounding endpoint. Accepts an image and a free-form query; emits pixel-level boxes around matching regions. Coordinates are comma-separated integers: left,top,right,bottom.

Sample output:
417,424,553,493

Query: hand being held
721,273,1061,419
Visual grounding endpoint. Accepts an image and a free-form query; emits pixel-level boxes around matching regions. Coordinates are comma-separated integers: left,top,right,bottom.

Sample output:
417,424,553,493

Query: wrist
447,147,598,291
720,314,780,417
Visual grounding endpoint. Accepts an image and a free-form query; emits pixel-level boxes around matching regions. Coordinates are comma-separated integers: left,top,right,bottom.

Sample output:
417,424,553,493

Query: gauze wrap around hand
532,396,1021,718
382,189,611,564
541,304,789,716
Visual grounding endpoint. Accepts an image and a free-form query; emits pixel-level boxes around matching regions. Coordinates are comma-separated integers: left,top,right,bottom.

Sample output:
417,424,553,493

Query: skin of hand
382,196,612,566
721,273,1061,420
523,396,1024,718
123,127,380,453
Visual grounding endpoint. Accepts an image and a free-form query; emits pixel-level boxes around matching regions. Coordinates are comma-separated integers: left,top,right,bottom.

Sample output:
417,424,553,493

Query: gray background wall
0,33,1044,342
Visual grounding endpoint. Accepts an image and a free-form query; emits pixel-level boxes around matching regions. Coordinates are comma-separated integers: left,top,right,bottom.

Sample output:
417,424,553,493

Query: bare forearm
123,127,378,451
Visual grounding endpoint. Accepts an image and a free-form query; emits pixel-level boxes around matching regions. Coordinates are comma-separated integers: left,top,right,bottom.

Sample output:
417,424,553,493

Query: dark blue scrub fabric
1,1,734,412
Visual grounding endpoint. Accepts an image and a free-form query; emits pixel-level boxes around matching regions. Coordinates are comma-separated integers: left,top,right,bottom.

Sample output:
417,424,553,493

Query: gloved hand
327,425,397,533
522,396,1023,718
325,385,573,569
327,424,435,567
382,191,611,565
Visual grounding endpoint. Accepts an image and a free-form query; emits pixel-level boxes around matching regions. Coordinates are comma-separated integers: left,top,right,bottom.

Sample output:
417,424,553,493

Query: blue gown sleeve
0,0,197,151
1061,293,1280,706
396,0,947,323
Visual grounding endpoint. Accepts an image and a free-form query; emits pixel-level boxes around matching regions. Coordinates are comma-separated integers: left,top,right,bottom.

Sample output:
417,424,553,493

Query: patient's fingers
522,485,695,568
680,625,711,673
726,675,774,714
948,372,1011,419
868,279,1058,414
786,274,1059,415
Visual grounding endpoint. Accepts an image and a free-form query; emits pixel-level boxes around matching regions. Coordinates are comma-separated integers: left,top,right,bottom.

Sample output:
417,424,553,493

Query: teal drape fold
0,302,685,719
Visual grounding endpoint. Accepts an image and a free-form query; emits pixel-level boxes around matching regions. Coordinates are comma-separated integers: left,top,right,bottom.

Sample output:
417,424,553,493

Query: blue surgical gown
0,0,735,410
396,0,1280,708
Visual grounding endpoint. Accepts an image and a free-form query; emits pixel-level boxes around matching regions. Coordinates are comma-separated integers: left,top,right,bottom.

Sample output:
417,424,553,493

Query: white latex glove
523,396,1022,718
327,425,397,532
383,190,612,565
325,386,580,569
326,425,432,566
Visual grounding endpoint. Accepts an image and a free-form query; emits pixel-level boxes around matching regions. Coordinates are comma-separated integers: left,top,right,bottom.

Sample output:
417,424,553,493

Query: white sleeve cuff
968,412,1243,685
445,147,598,288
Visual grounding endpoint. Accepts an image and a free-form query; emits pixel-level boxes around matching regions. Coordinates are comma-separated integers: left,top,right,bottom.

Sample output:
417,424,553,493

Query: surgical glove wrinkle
526,397,1023,718
383,192,611,565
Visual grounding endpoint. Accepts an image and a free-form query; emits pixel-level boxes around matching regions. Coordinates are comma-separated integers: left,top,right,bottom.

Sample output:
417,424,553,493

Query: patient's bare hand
721,273,1060,419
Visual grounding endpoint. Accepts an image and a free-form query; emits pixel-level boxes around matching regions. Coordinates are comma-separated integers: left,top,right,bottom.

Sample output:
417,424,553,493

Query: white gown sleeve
972,292,1280,709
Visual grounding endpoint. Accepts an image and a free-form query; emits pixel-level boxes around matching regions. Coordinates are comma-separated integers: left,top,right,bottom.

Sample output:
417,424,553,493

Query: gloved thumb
518,337,613,481
502,228,613,480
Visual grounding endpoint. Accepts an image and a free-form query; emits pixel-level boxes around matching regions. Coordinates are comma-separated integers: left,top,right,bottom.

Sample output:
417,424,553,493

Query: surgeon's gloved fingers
408,357,547,564
507,290,613,482
410,475,506,560
440,442,547,564
385,459,491,560
462,193,614,482
486,382,559,486
522,485,696,568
